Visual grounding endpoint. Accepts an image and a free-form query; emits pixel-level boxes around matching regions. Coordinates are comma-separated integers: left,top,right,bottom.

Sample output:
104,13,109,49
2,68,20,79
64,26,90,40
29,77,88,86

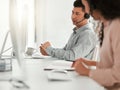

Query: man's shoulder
80,23,93,31
82,26,94,34
76,23,95,35
81,26,96,37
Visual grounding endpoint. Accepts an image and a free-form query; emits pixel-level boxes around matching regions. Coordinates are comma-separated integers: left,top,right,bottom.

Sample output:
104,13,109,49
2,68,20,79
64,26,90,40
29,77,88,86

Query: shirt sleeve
45,31,96,61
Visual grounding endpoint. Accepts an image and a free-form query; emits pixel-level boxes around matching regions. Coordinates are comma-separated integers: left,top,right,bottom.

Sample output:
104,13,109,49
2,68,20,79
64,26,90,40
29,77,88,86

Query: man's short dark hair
73,0,85,10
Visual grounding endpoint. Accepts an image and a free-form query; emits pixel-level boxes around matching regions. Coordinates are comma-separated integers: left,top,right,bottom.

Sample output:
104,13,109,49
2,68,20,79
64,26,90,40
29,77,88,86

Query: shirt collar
73,23,90,34
73,28,77,34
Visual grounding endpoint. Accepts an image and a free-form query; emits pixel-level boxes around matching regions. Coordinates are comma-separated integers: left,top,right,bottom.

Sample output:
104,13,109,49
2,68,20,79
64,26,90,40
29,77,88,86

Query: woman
73,0,120,89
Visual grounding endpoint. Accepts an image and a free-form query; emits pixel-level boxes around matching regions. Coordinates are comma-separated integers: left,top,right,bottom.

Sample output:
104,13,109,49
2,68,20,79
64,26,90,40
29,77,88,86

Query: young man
40,0,97,61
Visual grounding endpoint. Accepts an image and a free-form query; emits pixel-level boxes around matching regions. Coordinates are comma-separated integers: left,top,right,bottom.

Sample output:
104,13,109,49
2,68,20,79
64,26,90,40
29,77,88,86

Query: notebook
44,60,74,71
47,69,72,81
31,52,52,59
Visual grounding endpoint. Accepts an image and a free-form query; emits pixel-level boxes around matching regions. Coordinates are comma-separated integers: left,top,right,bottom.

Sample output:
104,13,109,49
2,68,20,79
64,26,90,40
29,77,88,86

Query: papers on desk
44,60,74,71
47,69,72,81
24,51,52,59
31,52,51,59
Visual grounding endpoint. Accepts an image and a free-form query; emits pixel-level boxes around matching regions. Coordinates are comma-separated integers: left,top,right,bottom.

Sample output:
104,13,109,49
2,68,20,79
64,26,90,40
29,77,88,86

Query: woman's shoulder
109,19,120,44
110,18,120,28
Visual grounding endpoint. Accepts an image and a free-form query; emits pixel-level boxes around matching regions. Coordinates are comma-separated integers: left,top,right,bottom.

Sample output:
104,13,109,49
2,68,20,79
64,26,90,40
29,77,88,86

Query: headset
76,13,90,24
84,13,90,19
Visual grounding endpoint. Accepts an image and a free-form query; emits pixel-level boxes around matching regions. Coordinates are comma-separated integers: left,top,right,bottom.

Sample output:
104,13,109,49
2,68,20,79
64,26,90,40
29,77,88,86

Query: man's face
71,7,85,27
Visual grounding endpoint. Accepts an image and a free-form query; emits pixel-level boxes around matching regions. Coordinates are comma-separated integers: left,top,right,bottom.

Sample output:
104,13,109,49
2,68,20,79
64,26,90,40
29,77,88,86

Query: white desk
0,58,106,90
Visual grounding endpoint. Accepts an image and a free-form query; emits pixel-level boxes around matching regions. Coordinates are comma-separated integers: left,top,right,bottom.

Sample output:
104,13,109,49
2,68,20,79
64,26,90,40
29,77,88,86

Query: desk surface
0,58,105,90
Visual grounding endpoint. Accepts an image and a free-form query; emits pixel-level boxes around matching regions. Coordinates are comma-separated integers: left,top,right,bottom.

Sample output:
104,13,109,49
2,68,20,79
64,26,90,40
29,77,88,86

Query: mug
25,47,35,56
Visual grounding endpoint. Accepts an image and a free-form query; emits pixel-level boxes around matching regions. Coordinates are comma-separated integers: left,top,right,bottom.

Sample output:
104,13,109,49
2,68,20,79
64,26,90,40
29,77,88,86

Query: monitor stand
0,31,12,72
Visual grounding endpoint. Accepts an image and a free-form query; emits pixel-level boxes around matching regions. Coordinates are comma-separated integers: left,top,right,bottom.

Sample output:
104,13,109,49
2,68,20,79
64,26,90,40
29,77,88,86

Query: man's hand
40,46,48,56
39,41,51,56
41,41,51,49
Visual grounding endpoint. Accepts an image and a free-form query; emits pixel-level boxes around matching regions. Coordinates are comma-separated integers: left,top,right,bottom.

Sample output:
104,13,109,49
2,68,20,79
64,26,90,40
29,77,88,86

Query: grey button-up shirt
45,23,97,61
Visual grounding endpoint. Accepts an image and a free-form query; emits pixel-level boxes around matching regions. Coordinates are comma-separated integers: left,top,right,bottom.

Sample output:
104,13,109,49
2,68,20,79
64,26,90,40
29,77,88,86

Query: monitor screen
9,0,27,81
9,0,29,88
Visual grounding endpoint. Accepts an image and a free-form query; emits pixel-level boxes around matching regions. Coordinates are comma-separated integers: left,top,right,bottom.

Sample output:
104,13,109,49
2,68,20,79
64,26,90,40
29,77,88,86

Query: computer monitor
9,0,29,88
10,0,26,69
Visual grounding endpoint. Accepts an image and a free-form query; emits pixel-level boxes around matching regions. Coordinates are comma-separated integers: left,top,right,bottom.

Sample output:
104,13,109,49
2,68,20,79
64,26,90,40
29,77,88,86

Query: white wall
0,0,84,54
36,0,75,48
0,0,12,55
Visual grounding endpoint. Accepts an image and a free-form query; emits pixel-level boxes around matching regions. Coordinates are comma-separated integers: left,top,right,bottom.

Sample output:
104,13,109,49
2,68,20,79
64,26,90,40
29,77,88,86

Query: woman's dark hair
73,0,85,10
99,23,104,47
87,0,120,46
88,0,120,20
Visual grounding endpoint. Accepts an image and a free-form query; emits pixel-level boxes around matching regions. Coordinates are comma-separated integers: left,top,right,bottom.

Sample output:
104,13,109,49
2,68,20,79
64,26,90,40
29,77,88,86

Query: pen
71,61,89,68
81,62,89,69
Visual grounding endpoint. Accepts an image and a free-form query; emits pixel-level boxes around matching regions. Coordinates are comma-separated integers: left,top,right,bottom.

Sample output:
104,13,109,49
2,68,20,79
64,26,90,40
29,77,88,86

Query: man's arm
45,31,97,61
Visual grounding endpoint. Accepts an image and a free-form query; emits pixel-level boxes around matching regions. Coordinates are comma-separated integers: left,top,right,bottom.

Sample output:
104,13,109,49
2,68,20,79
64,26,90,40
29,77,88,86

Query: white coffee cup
25,47,35,56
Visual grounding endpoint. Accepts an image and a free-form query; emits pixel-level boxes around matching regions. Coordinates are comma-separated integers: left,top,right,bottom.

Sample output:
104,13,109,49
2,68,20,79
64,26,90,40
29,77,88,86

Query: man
40,0,97,61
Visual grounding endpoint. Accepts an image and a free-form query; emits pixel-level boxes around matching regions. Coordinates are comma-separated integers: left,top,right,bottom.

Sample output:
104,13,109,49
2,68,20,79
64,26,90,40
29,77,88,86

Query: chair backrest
92,45,100,61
